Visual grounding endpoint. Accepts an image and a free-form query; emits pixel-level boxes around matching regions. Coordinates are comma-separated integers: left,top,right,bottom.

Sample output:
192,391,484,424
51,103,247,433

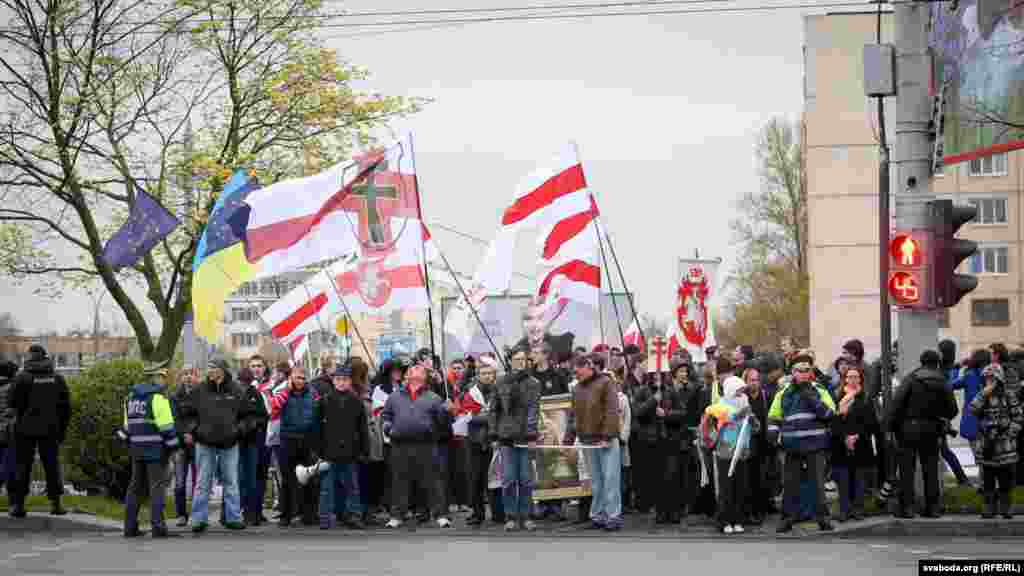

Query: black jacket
172,384,197,457
631,383,659,446
830,391,879,467
239,383,270,444
748,389,772,456
465,382,495,446
533,366,569,397
489,370,541,445
890,367,959,440
178,374,255,449
319,388,369,464
11,358,70,440
0,375,13,446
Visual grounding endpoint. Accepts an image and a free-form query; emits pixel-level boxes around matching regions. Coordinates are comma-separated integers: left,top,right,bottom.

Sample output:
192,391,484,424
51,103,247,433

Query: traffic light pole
893,0,938,379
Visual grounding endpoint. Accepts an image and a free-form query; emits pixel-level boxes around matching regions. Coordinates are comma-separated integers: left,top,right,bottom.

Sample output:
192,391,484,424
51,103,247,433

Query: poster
931,0,1024,165
531,394,592,501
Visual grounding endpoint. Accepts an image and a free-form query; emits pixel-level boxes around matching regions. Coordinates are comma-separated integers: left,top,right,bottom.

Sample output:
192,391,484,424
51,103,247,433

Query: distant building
0,335,136,375
804,12,1022,361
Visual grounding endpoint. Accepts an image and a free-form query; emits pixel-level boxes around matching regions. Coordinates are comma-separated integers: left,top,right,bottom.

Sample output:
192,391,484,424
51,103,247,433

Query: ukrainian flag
192,171,261,342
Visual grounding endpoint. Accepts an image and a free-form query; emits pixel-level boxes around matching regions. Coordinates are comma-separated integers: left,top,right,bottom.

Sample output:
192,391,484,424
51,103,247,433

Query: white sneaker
504,520,518,532
523,520,537,532
723,525,734,534
385,518,403,529
733,524,744,533
437,517,452,528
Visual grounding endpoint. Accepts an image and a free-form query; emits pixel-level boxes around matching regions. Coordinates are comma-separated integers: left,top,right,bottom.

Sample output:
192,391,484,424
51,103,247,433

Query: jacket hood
23,358,54,375
133,382,164,396
913,367,948,389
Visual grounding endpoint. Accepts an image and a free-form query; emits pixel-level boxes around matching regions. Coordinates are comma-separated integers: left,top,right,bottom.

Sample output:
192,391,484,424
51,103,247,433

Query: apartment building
804,11,1021,364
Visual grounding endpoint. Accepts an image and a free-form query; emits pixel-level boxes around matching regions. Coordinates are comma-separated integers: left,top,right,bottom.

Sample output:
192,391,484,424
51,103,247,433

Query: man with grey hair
171,365,199,526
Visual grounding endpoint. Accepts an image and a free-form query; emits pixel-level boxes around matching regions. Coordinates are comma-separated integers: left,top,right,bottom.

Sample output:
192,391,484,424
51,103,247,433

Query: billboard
377,331,416,365
596,292,638,349
931,1,1024,165
441,294,532,362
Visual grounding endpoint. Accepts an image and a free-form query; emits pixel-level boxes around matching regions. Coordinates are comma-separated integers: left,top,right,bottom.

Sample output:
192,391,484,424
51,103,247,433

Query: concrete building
0,335,136,375
804,11,1021,364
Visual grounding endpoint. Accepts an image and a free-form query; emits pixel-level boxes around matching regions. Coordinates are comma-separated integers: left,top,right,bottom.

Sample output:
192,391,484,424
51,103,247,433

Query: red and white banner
673,258,721,364
443,142,600,353
647,336,669,373
623,319,644,352
261,216,431,343
242,133,420,279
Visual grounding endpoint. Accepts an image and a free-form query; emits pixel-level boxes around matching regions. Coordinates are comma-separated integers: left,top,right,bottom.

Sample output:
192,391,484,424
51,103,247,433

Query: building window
967,197,1008,225
969,245,1009,275
230,307,258,322
968,153,1008,176
232,333,257,347
260,280,278,297
971,298,1010,326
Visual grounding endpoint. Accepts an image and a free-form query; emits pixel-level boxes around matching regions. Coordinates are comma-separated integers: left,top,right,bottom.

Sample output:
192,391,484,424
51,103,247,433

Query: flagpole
321,265,375,363
594,217,628,357
597,216,644,343
299,276,332,359
433,242,509,372
407,133,438,363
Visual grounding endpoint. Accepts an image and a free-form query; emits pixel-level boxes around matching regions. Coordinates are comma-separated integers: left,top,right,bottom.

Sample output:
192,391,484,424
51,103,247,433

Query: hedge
60,359,143,500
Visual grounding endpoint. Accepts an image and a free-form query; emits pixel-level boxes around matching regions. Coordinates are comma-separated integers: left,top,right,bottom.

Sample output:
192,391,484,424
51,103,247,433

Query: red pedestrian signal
890,234,923,267
888,271,922,305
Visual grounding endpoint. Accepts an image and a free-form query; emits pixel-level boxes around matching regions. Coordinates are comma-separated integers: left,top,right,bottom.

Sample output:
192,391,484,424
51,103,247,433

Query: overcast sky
3,0,826,338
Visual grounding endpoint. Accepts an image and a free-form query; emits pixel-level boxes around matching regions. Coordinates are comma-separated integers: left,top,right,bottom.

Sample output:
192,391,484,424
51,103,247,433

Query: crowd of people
1,336,1023,539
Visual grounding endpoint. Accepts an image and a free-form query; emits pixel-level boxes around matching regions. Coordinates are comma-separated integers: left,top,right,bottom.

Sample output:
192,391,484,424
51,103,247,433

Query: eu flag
101,188,180,270
194,171,260,263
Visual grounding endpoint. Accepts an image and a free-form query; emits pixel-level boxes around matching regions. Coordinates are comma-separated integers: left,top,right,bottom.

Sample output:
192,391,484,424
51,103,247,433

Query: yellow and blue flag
191,171,261,342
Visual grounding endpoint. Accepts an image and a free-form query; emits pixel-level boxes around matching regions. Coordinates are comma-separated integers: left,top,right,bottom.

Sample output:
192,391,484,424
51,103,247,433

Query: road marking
32,547,62,552
907,549,931,555
10,553,40,559
870,544,889,549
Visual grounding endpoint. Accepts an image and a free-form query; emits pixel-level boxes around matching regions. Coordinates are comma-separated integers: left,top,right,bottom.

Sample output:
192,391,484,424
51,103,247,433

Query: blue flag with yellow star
101,188,180,270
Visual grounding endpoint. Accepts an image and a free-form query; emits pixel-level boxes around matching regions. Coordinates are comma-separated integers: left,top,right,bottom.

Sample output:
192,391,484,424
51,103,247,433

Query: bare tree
0,0,423,361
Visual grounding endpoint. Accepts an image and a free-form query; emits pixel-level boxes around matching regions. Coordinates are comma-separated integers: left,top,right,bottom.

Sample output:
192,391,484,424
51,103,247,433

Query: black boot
999,491,1013,520
982,493,996,519
50,499,67,516
9,497,26,519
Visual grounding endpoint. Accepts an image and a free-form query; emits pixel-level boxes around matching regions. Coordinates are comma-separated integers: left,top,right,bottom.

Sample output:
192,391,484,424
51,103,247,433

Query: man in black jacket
317,364,369,530
177,357,259,533
463,357,503,526
0,360,18,496
239,356,270,526
889,349,959,518
490,346,541,532
171,366,198,526
9,345,70,518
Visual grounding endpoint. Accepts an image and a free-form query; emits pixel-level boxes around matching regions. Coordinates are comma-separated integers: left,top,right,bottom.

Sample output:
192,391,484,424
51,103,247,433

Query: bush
61,359,142,501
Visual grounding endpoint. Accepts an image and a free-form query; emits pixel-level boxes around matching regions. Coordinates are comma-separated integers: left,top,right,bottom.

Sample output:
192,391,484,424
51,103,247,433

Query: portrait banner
530,394,592,501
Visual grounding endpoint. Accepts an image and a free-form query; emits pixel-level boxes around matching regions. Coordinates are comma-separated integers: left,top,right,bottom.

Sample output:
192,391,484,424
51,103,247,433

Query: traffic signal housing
929,199,978,308
888,231,932,308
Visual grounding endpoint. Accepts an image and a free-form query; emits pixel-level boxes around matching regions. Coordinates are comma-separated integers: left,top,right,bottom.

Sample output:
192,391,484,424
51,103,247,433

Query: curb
835,517,1024,538
0,513,121,535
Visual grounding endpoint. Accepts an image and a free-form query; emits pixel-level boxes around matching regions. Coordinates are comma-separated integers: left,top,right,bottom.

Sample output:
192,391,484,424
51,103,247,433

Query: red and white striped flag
285,333,308,365
624,319,645,352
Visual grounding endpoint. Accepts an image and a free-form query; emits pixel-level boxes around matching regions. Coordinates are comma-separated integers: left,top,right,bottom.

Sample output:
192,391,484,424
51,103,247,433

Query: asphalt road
1,530,1022,576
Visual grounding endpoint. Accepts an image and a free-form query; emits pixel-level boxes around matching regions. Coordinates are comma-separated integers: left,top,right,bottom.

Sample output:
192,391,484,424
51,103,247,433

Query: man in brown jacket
565,353,622,531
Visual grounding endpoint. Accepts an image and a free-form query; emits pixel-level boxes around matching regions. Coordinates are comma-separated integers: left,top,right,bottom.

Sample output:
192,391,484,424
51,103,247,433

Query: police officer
120,362,180,538
9,344,70,518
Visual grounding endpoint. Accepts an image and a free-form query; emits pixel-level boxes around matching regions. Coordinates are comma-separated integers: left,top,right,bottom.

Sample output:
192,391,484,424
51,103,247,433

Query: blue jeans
589,439,622,527
832,464,865,517
191,444,241,525
238,440,263,520
320,462,360,524
174,450,196,518
501,446,532,519
0,444,13,491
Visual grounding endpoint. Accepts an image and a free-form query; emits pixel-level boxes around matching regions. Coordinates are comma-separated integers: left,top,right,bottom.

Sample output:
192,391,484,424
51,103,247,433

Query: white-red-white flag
624,319,644,352
241,133,421,279
285,333,308,365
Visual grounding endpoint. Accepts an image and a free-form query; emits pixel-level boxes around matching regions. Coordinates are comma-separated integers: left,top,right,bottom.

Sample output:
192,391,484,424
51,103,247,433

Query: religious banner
672,257,722,364
647,336,669,373
530,394,592,501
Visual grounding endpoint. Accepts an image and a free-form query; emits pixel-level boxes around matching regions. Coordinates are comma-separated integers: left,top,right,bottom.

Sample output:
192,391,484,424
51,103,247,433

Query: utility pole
180,119,203,370
892,0,937,379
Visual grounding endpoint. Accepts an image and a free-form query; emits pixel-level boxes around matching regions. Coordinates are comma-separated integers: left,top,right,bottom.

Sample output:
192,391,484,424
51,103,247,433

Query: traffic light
929,199,978,308
888,231,932,308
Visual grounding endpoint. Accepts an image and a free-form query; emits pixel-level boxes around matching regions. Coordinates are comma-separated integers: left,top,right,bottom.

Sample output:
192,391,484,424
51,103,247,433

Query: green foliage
721,117,809,349
60,359,141,499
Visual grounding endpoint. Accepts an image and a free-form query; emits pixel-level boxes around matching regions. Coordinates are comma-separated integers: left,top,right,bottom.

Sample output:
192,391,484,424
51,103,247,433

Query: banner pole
407,133,438,363
598,216,644,343
433,242,509,372
322,267,375,363
595,218,628,362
